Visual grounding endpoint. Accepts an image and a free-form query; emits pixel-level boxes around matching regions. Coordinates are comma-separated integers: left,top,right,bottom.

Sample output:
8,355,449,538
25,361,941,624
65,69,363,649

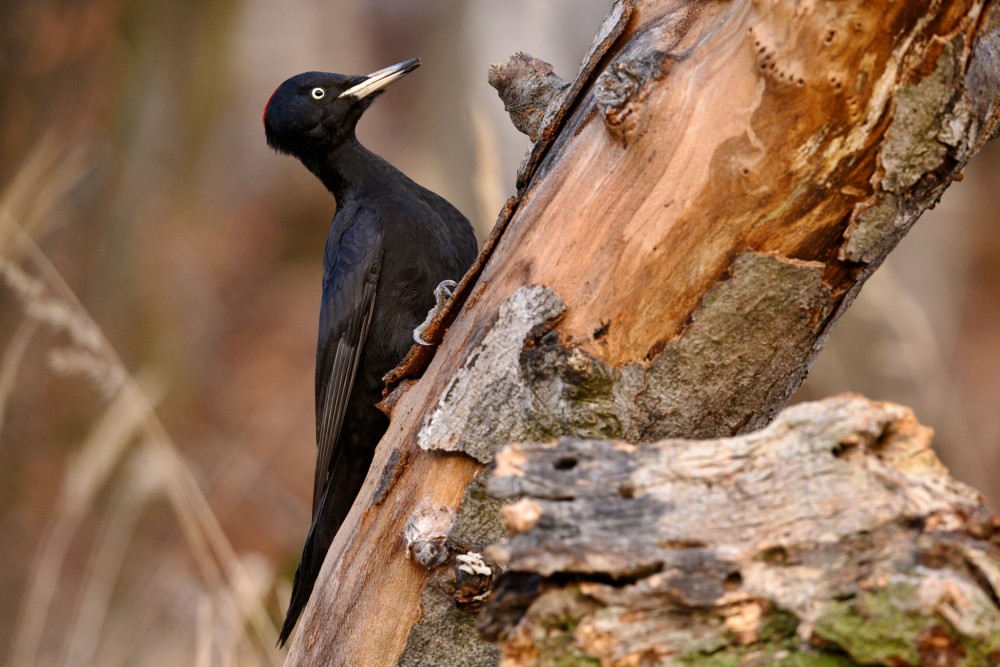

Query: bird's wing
313,205,383,515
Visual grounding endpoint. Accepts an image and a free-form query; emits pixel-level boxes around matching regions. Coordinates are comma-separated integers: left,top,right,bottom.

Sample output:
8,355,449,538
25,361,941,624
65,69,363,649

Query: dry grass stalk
1,206,279,666
0,318,39,435
59,452,159,667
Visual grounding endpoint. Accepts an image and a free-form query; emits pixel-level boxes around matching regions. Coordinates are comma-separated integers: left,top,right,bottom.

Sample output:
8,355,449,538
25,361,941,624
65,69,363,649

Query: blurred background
0,1,996,665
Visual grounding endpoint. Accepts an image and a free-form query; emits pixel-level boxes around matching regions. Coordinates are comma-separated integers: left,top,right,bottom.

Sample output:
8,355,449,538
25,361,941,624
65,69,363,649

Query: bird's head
263,58,420,158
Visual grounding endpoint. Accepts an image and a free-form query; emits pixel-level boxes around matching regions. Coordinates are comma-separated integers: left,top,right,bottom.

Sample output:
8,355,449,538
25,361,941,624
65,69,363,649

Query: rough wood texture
488,54,570,145
282,1,1000,665
482,395,1000,666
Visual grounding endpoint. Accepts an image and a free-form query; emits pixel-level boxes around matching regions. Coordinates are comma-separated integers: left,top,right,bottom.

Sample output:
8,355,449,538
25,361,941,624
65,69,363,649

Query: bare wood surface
482,395,1000,665
283,1,1000,664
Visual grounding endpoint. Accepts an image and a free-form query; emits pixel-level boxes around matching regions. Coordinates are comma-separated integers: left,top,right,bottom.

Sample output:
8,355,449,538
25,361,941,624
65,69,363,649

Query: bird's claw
435,279,457,301
413,280,459,346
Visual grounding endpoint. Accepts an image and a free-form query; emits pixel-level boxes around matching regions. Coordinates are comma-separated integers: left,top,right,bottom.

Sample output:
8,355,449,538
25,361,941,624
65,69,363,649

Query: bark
481,394,1000,666
282,0,1000,665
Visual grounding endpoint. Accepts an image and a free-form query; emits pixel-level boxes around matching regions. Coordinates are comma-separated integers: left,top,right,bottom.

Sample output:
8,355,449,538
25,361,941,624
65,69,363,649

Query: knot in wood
404,502,455,569
595,53,668,145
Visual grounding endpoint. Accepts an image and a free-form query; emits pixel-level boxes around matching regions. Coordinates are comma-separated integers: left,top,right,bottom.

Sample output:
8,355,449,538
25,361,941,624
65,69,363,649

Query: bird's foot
413,280,458,346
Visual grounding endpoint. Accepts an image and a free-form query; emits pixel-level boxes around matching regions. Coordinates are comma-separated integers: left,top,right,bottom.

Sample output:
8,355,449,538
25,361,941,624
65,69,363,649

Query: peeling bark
417,285,566,463
282,1,1000,665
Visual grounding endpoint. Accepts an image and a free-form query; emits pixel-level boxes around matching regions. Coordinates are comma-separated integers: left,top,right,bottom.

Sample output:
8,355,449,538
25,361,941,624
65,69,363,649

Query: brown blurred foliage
0,1,996,665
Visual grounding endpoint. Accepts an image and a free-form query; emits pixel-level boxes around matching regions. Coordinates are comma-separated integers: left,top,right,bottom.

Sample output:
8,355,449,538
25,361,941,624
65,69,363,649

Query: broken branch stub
483,395,1000,666
488,53,570,144
488,0,634,189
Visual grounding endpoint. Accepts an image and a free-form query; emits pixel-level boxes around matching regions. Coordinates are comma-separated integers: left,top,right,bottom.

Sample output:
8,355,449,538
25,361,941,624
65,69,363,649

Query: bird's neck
307,136,392,203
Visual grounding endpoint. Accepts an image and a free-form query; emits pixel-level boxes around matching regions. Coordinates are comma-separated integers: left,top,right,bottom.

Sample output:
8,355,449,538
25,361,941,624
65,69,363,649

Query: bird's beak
339,58,421,100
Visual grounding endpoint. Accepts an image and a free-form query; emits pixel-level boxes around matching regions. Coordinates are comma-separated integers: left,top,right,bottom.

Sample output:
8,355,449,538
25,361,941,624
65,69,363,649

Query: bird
263,58,478,646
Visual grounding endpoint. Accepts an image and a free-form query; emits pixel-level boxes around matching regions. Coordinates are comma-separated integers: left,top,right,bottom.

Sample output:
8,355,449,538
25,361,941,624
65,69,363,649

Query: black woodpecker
263,58,477,646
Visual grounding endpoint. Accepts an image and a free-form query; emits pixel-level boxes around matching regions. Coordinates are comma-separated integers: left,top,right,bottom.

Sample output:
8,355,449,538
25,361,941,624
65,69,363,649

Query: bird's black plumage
263,58,477,646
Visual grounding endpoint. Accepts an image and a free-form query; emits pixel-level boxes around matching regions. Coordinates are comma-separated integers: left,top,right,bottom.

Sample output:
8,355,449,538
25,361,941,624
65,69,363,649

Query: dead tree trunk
482,394,1000,665
282,0,1000,665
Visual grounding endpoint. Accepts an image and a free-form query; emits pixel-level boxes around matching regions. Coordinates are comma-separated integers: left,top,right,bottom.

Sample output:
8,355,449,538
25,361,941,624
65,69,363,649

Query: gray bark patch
418,285,565,463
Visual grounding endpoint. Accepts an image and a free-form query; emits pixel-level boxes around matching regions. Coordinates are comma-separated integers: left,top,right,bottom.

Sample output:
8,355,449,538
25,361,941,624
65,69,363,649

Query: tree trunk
282,0,1000,665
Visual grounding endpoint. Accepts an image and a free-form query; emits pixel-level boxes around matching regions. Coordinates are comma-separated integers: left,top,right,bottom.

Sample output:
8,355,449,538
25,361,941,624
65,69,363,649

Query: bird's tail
277,399,387,647
276,432,378,645
277,519,330,647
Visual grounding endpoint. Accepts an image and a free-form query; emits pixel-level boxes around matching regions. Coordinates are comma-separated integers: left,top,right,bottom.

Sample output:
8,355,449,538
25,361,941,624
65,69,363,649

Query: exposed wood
482,395,1000,666
282,0,1000,665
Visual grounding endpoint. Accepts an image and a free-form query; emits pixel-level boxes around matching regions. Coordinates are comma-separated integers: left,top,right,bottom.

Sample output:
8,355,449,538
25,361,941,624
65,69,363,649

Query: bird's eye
311,87,325,100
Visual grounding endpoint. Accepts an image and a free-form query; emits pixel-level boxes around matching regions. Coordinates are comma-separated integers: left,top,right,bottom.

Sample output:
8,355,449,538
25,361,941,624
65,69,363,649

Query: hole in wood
554,457,578,471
